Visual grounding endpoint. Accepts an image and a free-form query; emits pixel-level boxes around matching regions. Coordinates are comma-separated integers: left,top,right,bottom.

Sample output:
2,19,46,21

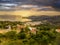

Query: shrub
5,31,17,39
2,40,23,45
17,30,26,39
0,33,4,38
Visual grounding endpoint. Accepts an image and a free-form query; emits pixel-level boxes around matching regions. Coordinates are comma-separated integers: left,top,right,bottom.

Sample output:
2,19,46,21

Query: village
0,21,41,34
0,21,59,34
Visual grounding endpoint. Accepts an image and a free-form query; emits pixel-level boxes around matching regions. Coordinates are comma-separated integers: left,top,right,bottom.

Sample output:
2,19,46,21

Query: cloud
20,5,38,8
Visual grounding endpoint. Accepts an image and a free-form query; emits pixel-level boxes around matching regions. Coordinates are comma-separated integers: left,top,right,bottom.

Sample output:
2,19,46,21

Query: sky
0,0,60,21
0,0,60,7
0,0,60,11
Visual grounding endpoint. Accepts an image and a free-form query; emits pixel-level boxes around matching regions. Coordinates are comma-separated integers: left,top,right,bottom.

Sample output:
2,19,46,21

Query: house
56,29,60,32
28,27,37,34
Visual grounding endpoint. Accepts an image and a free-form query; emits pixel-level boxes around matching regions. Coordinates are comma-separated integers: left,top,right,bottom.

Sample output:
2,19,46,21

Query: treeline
0,21,24,29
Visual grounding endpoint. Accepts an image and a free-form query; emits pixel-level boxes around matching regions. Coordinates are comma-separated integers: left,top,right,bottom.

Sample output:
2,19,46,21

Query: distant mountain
27,15,60,25
0,15,22,21
0,15,60,25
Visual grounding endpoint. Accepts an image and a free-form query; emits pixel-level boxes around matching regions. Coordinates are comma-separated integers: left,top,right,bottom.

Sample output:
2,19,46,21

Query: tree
35,24,57,45
17,30,26,39
5,31,17,39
